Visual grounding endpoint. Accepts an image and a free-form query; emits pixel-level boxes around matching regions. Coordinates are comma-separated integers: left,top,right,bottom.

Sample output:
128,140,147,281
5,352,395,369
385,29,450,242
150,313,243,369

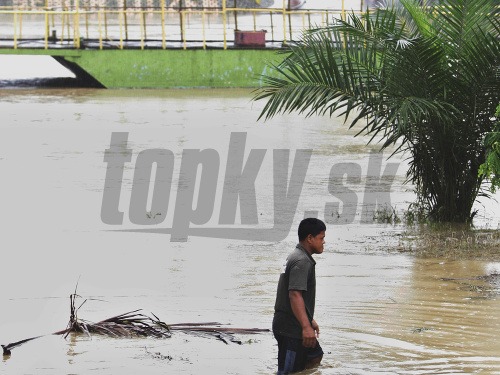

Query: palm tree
254,0,500,223
479,103,500,193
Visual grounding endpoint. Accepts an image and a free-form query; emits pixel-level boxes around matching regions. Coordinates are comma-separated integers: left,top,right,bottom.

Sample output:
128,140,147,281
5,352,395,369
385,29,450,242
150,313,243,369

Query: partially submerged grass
372,205,402,224
371,203,500,259
396,224,500,259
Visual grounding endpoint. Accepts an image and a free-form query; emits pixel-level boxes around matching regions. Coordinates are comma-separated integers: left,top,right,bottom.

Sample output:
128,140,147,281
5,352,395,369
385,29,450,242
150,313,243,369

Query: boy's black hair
298,218,326,241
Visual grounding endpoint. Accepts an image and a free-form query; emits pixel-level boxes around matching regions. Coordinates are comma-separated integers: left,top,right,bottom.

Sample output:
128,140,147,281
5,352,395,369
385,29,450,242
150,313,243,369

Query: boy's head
298,218,326,241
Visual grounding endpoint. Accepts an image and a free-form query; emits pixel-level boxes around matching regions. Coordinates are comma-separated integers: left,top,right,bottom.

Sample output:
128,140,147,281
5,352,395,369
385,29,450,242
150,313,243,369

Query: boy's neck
299,241,314,256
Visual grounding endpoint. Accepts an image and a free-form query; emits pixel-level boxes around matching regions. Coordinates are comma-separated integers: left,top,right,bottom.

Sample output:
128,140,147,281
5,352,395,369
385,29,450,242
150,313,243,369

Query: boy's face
307,231,326,254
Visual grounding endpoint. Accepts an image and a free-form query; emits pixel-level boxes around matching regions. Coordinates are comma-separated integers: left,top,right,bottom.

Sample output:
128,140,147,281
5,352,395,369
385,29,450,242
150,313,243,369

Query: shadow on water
0,77,103,89
0,55,104,88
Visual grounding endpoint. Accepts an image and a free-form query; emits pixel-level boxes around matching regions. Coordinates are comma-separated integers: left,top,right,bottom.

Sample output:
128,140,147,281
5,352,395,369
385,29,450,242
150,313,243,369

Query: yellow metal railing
0,0,360,51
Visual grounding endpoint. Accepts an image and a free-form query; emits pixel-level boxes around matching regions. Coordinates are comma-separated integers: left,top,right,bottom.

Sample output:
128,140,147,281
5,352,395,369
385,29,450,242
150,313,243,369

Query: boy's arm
289,290,316,348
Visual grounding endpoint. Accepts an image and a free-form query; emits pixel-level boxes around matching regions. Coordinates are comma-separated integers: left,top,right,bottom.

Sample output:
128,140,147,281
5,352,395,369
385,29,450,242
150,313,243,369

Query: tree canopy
254,0,500,223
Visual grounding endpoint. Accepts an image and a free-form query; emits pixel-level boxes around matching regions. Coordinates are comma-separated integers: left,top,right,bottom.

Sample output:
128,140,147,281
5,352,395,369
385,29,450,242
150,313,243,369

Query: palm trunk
416,120,485,223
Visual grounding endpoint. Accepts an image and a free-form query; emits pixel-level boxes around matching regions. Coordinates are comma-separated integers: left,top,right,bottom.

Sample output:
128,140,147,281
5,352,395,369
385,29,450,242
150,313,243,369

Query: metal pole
123,0,128,40
270,11,274,41
202,11,206,49
181,11,186,49
234,0,237,30
98,9,103,49
161,0,166,49
85,5,89,39
19,13,23,39
282,0,286,44
287,0,292,41
45,0,49,47
142,10,147,42
45,9,49,48
104,7,108,40
222,0,227,49
13,12,18,49
62,0,66,42
65,0,70,43
75,0,80,48
179,0,184,40
119,7,124,48
140,10,143,49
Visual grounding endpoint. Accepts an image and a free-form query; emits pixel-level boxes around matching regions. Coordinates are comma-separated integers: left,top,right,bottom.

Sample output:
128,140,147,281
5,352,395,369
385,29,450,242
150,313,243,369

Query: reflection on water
0,88,499,374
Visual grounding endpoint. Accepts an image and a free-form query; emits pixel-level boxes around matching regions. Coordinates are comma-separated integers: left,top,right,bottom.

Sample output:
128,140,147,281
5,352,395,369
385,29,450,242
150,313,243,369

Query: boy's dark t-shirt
273,244,316,339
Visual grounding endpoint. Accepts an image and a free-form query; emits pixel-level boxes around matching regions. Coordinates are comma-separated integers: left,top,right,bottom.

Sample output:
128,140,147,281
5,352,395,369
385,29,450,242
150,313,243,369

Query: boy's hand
311,319,320,337
302,325,317,348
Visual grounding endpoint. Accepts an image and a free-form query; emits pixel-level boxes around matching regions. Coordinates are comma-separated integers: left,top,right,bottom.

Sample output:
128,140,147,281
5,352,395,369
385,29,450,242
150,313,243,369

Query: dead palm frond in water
2,292,269,356
52,293,172,339
2,335,43,356
168,323,269,344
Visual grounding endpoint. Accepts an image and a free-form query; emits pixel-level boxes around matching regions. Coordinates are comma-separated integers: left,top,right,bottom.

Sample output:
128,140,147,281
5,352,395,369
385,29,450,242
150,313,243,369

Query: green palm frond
254,0,500,222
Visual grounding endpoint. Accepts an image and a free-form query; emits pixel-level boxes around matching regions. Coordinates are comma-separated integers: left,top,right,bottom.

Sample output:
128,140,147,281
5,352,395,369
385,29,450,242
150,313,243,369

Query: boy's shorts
275,334,323,374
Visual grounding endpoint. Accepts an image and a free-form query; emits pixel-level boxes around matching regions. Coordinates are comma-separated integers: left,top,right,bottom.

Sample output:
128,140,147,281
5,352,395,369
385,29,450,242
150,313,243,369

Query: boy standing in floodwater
273,218,326,374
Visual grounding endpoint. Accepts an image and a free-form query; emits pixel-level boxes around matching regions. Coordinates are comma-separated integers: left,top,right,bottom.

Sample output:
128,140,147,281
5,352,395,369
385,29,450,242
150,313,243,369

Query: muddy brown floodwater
0,88,499,374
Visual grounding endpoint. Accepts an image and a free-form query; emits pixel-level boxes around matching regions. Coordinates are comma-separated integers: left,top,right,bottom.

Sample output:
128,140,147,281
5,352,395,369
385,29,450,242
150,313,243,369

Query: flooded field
0,88,499,374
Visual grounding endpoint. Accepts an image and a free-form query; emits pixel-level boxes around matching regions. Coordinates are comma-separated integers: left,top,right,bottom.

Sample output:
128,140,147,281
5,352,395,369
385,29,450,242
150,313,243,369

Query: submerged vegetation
255,0,500,224
1,291,269,357
370,203,500,258
397,225,500,259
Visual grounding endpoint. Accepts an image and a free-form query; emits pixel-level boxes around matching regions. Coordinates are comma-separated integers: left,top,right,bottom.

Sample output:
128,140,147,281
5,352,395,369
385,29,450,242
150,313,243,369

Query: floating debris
2,290,269,357
2,335,43,356
412,327,435,334
144,347,173,361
